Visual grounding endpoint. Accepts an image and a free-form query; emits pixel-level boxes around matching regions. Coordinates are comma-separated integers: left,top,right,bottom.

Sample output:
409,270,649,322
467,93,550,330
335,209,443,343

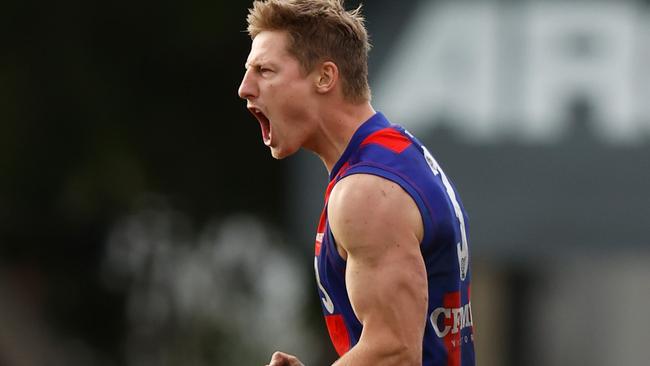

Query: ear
314,61,339,95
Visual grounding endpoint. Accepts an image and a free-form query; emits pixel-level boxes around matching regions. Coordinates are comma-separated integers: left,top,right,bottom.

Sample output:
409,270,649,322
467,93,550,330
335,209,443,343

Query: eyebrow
244,55,265,69
245,60,278,70
244,60,257,69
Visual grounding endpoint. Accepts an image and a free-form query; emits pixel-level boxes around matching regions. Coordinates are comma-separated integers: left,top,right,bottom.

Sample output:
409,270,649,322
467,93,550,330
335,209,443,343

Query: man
238,1,475,365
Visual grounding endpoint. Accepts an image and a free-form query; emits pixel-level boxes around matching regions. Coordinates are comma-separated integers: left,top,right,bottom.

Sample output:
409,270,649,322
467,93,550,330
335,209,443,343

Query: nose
238,69,257,100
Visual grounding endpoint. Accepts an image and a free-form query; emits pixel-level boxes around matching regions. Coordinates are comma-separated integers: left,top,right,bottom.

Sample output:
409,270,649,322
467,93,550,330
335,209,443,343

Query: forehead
246,30,294,66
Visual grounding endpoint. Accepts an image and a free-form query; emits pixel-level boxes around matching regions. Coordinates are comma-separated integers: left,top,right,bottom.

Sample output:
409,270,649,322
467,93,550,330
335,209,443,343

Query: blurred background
1,0,649,365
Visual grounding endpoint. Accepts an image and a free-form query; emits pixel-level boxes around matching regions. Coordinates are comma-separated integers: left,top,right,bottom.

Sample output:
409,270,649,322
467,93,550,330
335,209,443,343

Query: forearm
331,339,420,366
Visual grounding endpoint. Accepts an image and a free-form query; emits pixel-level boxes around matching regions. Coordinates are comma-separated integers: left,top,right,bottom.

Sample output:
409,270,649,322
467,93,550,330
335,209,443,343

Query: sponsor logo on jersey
430,301,473,338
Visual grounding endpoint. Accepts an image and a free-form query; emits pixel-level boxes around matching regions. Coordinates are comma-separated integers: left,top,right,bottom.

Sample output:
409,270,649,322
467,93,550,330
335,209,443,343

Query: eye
258,66,273,75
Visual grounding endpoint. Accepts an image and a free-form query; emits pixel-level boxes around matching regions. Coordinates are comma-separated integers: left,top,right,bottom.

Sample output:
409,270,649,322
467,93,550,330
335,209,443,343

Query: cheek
269,79,308,97
273,83,312,118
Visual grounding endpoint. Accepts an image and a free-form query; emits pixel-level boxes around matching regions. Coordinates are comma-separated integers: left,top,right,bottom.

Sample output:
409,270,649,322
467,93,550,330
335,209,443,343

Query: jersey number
422,146,469,281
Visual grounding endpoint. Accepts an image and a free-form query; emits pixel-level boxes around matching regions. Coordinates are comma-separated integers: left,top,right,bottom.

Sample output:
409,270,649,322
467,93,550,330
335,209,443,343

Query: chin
270,150,284,160
270,145,299,160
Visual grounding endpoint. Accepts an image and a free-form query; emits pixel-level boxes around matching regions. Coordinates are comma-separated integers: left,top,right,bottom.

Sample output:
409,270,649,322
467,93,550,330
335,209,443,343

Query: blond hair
246,0,371,103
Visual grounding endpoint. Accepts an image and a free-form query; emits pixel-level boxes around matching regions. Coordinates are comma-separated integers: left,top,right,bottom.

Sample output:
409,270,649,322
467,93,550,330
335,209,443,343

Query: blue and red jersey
313,112,475,366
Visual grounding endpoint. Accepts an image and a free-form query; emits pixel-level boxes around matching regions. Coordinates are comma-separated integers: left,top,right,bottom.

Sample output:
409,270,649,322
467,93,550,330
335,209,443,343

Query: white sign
374,0,650,144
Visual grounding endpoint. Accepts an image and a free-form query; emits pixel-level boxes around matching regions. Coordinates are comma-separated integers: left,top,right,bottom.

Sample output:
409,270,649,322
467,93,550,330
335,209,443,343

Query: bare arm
327,173,428,366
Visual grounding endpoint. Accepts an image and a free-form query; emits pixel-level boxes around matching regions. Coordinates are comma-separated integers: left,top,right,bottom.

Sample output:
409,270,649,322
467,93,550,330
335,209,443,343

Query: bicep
329,174,428,356
346,240,428,341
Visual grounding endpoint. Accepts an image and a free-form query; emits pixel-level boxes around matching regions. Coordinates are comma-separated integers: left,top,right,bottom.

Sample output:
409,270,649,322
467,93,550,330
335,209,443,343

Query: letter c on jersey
430,307,452,337
430,303,474,338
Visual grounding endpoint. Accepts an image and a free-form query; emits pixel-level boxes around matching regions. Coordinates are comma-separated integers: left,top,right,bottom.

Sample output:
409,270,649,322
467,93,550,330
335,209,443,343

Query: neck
304,101,376,174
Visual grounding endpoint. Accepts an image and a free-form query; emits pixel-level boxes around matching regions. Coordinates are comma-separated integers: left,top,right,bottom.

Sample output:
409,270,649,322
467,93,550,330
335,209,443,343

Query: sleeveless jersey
313,112,475,366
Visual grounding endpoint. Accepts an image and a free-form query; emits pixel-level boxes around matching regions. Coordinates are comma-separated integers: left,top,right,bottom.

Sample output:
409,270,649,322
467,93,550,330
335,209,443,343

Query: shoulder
328,174,397,226
328,173,423,256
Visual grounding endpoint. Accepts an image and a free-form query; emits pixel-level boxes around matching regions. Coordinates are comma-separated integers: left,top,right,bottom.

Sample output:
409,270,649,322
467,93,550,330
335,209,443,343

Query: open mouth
249,107,271,146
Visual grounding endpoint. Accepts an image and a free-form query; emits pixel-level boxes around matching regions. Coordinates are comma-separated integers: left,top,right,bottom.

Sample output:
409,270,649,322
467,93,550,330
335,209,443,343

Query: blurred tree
1,0,286,362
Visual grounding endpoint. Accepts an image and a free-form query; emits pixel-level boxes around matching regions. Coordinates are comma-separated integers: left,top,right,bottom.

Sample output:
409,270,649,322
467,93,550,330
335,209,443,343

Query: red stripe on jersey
325,162,350,201
360,128,411,153
315,162,350,256
325,314,351,356
468,285,473,333
443,291,462,366
315,207,325,255
315,236,322,255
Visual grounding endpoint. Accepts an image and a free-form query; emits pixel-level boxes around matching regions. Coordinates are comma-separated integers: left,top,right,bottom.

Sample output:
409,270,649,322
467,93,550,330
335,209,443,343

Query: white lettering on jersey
430,302,473,338
421,144,469,281
314,257,335,314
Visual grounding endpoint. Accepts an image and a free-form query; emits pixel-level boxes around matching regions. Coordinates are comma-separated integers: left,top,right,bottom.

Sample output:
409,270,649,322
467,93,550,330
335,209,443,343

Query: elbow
401,347,422,366
384,342,422,366
357,323,424,365
352,336,423,365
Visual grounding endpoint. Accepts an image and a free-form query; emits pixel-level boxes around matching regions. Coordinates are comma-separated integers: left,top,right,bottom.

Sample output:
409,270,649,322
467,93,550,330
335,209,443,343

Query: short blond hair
246,0,371,103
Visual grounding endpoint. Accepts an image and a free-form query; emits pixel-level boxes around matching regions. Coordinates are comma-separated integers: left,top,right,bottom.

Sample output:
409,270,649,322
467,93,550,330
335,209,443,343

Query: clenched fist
265,351,305,366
